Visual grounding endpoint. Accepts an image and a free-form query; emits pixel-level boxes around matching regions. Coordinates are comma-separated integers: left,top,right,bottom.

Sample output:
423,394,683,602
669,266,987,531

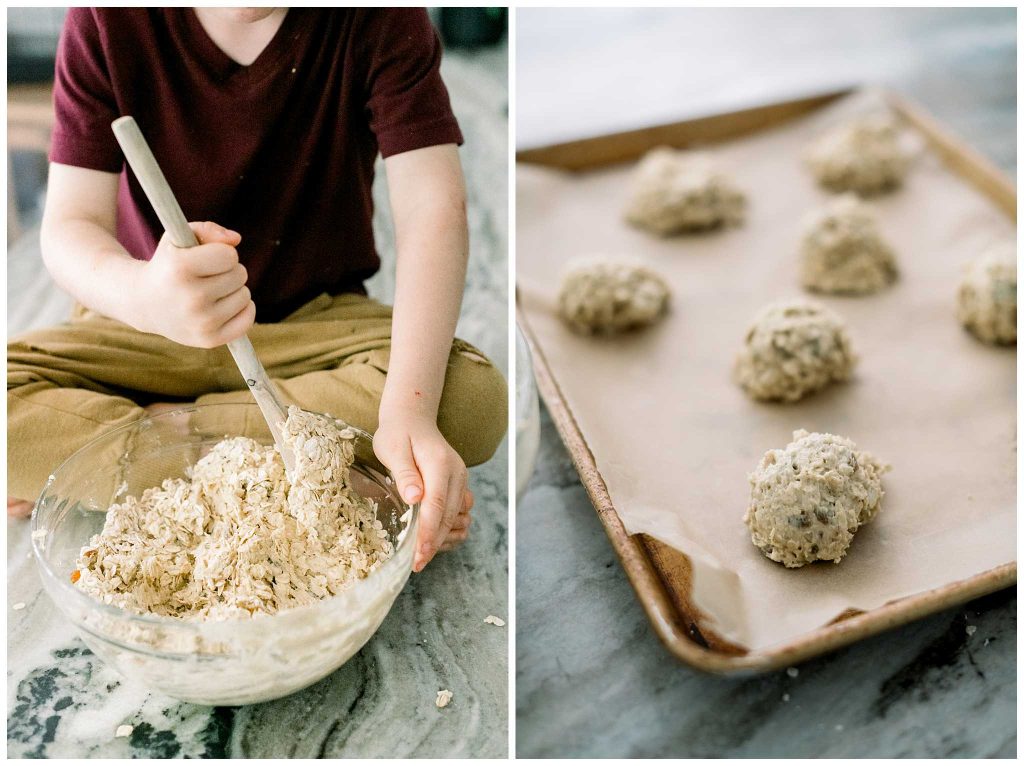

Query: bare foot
7,497,34,518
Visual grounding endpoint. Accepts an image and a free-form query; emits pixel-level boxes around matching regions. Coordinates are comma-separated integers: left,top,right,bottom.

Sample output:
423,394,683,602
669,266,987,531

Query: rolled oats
807,116,909,195
957,241,1016,345
558,257,670,335
624,147,746,235
744,430,888,568
74,407,394,620
734,300,856,403
800,194,898,295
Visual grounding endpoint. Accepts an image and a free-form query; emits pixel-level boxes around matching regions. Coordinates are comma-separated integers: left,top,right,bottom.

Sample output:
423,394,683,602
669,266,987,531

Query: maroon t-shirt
50,8,463,321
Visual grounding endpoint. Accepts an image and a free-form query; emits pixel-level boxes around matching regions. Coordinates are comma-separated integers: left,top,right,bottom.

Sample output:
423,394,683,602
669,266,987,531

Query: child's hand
373,415,473,572
129,221,256,348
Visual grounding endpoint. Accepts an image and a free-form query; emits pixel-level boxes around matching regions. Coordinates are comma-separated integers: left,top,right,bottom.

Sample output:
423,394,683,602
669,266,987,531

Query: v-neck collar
175,8,304,91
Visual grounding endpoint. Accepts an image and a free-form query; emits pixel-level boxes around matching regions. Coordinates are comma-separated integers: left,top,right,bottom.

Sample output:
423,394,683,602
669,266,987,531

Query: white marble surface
7,42,509,759
515,7,1016,758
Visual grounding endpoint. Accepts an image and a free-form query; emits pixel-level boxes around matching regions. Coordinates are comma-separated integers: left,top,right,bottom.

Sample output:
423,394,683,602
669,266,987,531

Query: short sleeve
49,7,123,172
360,9,464,158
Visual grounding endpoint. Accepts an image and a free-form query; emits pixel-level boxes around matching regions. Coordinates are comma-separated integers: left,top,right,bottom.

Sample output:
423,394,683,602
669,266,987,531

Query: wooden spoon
111,116,296,473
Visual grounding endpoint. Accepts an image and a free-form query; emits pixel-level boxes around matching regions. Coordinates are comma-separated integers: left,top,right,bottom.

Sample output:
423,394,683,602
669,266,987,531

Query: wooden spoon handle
111,116,198,249
222,335,293,451
111,116,294,471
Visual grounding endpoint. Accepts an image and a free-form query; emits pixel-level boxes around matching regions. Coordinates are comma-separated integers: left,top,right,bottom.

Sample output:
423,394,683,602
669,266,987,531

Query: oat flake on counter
436,689,454,709
74,407,394,620
115,724,134,738
484,615,505,627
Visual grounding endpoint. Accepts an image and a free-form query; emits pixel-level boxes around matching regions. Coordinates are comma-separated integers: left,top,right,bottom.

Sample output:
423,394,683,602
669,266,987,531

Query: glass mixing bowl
30,403,418,706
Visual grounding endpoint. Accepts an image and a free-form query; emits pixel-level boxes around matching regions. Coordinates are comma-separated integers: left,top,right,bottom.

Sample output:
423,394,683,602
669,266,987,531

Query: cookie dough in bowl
744,429,889,568
957,241,1016,345
734,300,856,403
807,116,909,196
557,257,670,334
800,194,898,295
624,147,746,235
75,407,394,619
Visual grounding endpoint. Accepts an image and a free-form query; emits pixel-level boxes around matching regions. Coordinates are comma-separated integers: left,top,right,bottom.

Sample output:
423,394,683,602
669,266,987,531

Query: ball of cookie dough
800,194,898,295
744,429,888,568
557,258,670,334
734,300,856,403
624,147,746,235
807,116,908,196
957,241,1016,345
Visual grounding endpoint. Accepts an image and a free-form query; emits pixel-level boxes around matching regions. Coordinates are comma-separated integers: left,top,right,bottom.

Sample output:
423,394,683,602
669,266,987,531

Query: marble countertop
6,42,509,759
516,8,1015,759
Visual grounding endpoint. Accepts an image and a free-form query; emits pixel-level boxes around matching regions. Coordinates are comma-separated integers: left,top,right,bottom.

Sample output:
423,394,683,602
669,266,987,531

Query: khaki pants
7,293,508,501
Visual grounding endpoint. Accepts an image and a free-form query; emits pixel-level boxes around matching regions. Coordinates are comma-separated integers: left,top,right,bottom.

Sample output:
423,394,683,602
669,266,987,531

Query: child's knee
439,346,508,467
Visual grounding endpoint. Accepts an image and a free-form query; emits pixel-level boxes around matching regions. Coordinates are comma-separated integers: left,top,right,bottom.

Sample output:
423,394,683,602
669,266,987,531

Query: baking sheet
516,90,1016,652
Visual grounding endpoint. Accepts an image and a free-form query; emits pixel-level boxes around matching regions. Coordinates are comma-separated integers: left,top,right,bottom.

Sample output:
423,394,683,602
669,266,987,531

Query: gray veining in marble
516,7,1015,759
7,41,508,759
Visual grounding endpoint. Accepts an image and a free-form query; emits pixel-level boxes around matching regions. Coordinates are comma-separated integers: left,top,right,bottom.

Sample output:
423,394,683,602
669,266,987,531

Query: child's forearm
375,145,471,571
379,145,469,425
41,215,146,323
41,163,253,347
40,163,147,324
42,216,253,347
381,227,467,422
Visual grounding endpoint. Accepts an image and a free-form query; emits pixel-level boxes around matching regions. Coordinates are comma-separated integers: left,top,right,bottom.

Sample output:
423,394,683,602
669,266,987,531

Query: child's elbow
38,217,61,274
443,186,468,222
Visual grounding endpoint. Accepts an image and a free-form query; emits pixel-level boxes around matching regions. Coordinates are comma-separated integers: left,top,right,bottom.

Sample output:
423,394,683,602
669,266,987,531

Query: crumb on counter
115,724,134,738
435,689,454,709
484,615,505,627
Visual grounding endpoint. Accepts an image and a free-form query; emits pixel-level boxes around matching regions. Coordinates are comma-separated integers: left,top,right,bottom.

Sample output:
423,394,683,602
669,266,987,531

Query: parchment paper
516,90,1016,651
